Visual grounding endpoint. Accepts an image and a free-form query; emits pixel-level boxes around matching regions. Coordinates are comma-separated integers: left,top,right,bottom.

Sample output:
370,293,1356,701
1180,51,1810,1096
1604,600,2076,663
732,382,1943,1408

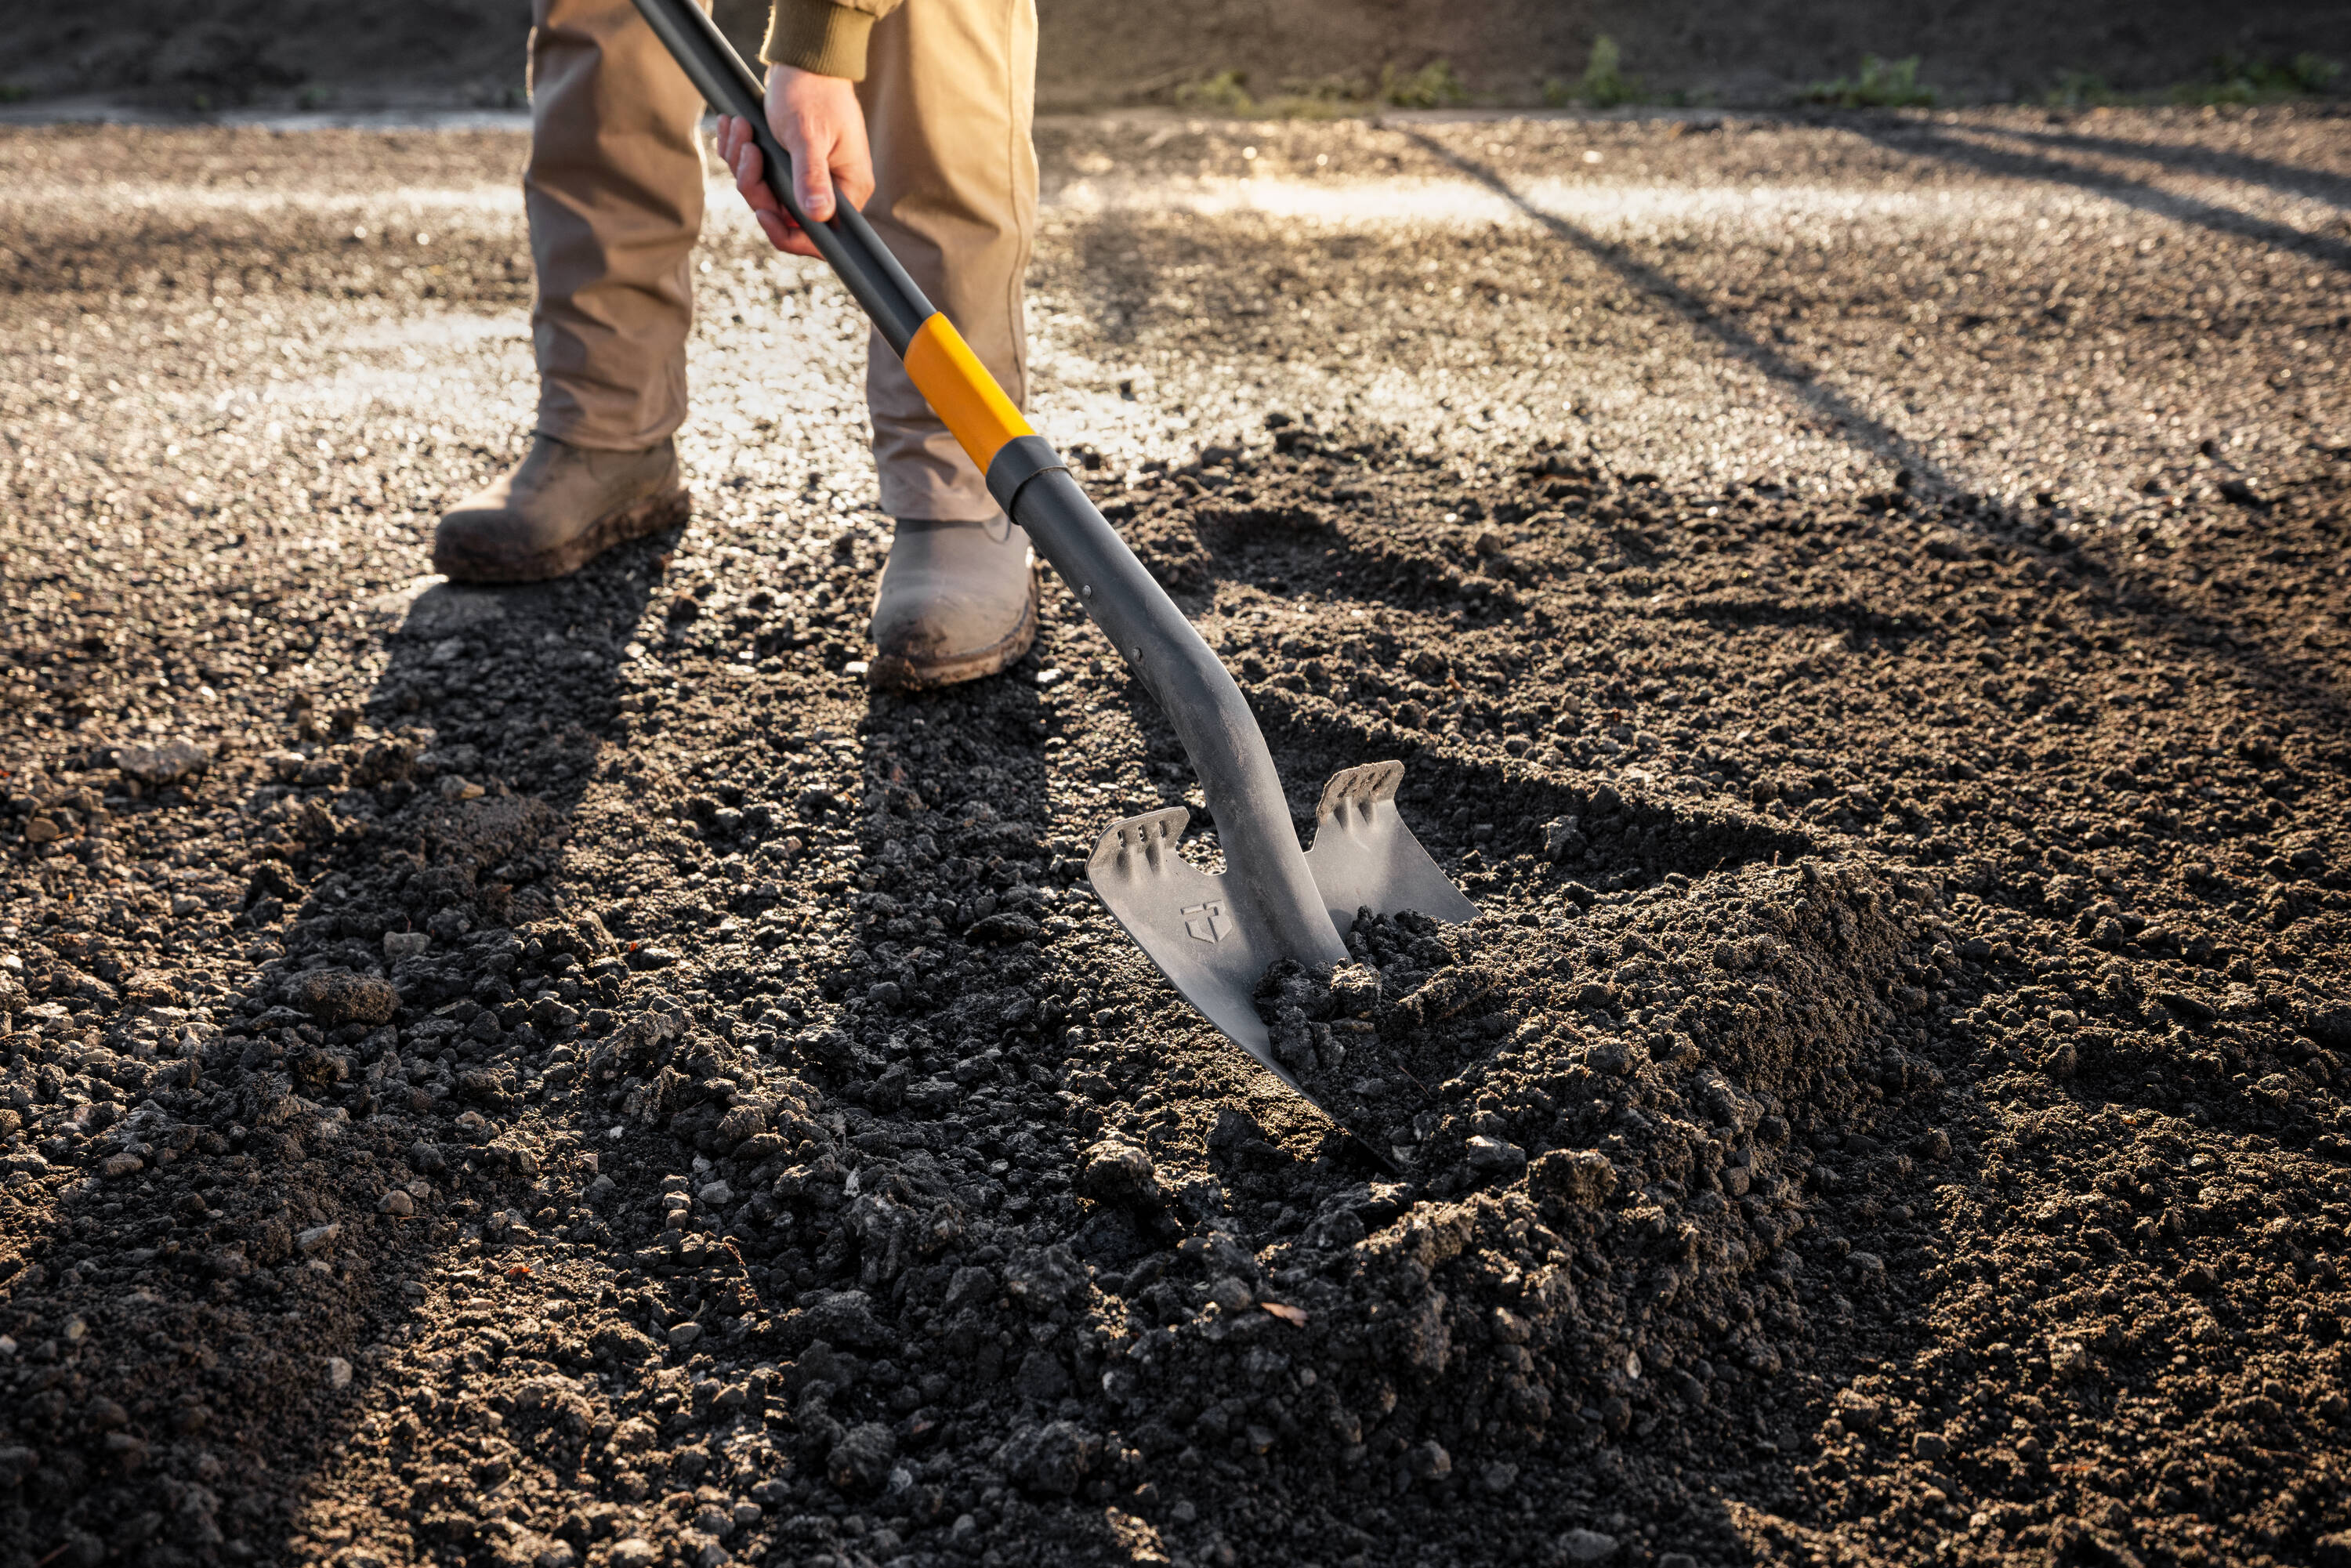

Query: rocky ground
4,103,2351,1568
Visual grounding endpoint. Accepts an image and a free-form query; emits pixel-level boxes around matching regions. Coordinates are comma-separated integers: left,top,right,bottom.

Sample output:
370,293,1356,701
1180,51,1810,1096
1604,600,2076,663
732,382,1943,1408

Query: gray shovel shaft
1000,461,1351,972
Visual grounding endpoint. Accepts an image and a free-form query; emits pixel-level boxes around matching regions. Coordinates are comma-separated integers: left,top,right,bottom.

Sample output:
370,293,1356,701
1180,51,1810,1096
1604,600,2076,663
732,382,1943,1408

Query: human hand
718,65,874,259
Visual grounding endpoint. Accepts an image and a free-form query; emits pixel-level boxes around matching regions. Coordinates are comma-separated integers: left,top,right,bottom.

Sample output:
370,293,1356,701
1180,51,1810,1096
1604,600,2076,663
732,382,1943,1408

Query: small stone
1325,961,1381,1014
382,931,429,959
1078,1139,1159,1205
99,1153,143,1179
1530,1148,1616,1208
1480,1461,1519,1493
122,970,184,1008
438,774,487,801
1464,1135,1527,1175
1835,1392,1882,1429
668,1322,705,1349
609,1541,657,1568
116,739,212,786
379,1190,415,1216
286,969,400,1027
1014,1349,1072,1403
1207,1106,1265,1151
1559,1528,1619,1563
326,1356,353,1390
1179,1275,1243,1318
297,1222,341,1254
992,1419,1099,1496
697,1181,734,1208
1913,1431,1949,1461
1405,1439,1451,1480
966,911,1041,944
828,1421,897,1494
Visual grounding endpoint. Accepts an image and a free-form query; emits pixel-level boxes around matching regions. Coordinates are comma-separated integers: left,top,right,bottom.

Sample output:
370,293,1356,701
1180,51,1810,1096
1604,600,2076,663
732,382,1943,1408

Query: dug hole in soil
6,123,2351,1568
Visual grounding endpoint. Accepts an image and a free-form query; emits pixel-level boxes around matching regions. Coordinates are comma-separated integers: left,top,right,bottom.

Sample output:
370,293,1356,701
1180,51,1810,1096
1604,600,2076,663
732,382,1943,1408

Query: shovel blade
1085,806,1292,1082
1302,761,1480,930
1085,763,1475,1088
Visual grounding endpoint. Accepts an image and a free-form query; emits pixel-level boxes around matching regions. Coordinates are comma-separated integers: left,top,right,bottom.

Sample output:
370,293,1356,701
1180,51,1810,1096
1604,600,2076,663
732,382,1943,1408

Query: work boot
865,516,1038,690
433,435,690,584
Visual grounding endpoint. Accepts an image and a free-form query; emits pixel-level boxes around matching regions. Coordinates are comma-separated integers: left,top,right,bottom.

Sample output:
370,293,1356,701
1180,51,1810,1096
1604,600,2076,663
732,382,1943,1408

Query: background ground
5,100,2351,1568
1,0,2348,114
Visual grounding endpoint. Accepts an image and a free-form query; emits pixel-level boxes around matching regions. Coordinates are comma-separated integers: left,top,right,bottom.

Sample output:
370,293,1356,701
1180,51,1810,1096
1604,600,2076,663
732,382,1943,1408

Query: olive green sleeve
761,0,900,81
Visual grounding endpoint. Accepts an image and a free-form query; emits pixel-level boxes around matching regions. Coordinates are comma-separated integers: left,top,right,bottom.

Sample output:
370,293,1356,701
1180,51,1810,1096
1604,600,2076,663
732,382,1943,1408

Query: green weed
0,84,31,104
1578,35,1643,108
1176,70,1256,116
1263,75,1373,119
1173,70,1381,119
2171,51,2342,105
1379,60,1467,110
1799,54,1936,109
2043,71,2121,109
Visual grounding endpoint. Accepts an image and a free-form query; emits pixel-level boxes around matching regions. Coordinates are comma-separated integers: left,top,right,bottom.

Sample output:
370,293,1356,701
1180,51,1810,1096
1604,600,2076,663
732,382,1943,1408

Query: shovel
631,0,1476,1095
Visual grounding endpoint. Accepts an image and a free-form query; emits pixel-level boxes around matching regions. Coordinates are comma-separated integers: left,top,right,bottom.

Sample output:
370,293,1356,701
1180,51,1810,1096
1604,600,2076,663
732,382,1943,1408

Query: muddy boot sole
865,570,1041,691
433,485,693,585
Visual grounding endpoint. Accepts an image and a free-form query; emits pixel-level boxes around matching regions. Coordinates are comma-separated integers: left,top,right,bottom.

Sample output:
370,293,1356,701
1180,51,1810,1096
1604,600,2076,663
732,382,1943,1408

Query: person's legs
859,0,1039,521
433,0,705,582
857,0,1041,687
527,0,709,451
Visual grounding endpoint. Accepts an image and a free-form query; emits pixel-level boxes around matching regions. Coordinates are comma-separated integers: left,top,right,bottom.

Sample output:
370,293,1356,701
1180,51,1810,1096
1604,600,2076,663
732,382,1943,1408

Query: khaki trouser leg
859,0,1039,523
527,0,709,452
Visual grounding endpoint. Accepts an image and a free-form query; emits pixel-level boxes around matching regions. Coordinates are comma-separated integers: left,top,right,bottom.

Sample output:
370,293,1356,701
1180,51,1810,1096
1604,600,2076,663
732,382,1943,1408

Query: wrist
760,0,874,81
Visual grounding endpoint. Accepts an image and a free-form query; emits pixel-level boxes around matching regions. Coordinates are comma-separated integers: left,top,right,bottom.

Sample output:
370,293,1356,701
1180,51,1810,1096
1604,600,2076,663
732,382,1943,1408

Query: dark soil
5,113,2351,1568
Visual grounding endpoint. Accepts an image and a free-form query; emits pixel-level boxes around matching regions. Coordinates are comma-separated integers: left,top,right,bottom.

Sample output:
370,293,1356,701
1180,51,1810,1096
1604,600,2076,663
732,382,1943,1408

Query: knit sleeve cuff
761,0,875,81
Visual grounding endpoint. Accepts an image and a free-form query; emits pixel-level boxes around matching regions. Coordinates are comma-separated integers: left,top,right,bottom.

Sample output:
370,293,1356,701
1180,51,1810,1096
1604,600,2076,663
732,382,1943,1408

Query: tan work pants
526,0,1037,522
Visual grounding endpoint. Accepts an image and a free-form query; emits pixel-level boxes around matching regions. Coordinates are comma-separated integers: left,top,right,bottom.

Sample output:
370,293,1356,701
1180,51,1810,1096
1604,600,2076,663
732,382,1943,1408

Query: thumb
797,135,836,225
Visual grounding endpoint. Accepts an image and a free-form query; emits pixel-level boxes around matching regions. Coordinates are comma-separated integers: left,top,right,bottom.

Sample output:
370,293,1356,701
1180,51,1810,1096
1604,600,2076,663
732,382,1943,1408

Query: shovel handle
628,0,930,349
631,0,1349,974
631,0,1038,476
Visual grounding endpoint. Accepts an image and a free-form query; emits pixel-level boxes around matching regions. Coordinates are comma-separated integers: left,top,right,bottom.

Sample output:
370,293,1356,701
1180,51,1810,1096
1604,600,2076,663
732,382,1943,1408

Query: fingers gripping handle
629,0,1033,466
628,0,930,350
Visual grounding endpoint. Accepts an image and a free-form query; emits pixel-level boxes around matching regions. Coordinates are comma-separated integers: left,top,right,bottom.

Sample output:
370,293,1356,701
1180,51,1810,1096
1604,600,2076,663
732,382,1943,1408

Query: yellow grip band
901,312,1033,476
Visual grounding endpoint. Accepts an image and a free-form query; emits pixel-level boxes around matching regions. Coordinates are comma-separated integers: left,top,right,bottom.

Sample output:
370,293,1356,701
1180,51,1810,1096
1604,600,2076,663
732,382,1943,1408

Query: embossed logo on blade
1179,900,1230,943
